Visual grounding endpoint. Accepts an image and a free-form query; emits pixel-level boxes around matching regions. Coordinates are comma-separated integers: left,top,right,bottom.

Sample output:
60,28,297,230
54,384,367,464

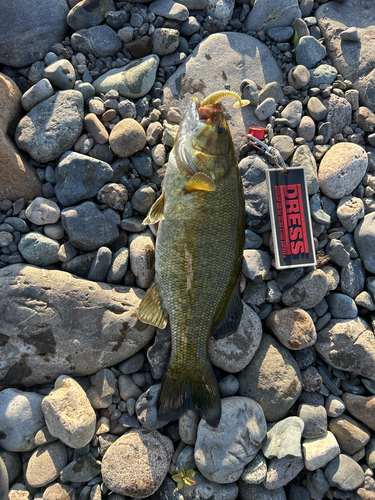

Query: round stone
297,115,315,141
44,222,65,240
18,233,60,266
281,100,303,128
288,65,311,89
41,375,96,449
25,197,60,225
131,186,156,215
25,442,68,488
269,135,294,160
318,143,368,199
266,307,316,350
307,96,327,121
101,429,173,497
43,59,76,90
109,119,147,157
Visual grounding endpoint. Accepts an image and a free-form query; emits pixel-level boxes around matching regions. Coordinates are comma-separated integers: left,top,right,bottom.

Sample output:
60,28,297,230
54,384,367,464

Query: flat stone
316,0,375,111
0,0,69,68
25,441,68,488
341,258,366,298
264,456,304,490
162,32,282,156
244,0,301,32
255,97,276,121
195,397,266,483
93,55,159,99
136,384,170,431
281,269,329,309
60,453,101,482
101,429,173,497
266,307,316,350
0,264,155,388
18,233,60,266
15,90,84,163
329,414,370,455
295,36,326,69
297,403,327,438
55,151,113,206
0,389,44,452
67,0,115,30
71,25,122,58
262,417,304,459
21,79,54,112
241,451,267,485
314,317,375,380
308,64,338,87
149,0,188,21
238,334,302,422
325,454,365,491
354,213,375,273
0,74,42,202
302,431,340,471
61,202,120,251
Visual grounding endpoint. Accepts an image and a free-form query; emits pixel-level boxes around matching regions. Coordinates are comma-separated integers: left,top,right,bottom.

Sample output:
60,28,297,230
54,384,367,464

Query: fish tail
158,361,221,427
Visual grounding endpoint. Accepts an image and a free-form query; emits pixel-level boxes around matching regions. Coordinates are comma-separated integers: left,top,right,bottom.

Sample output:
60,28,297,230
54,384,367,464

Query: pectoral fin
143,193,165,225
213,287,243,340
185,173,216,193
138,281,168,329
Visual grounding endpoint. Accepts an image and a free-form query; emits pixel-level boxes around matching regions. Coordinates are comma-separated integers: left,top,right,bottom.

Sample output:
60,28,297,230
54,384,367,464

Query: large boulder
0,264,155,388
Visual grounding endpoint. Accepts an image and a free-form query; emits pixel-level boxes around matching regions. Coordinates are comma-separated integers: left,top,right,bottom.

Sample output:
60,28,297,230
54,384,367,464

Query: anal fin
185,173,216,192
213,287,243,340
143,193,165,225
138,281,168,329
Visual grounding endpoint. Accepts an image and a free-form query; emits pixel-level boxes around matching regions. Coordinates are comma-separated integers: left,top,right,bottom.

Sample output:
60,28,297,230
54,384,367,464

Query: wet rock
238,334,302,422
0,264,155,388
195,397,266,483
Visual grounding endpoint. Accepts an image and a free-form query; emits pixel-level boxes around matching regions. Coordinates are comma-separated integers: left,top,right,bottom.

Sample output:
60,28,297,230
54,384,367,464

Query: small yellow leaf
183,477,196,485
172,474,183,482
177,480,184,490
186,470,195,478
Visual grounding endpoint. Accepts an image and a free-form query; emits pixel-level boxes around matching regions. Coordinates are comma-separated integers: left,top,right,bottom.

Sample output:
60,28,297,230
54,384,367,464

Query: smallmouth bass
138,91,248,427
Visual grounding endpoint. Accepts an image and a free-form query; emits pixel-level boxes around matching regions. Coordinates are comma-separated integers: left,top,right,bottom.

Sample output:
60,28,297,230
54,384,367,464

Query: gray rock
195,397,266,483
329,414,370,455
262,417,304,459
244,229,263,249
242,249,271,282
71,25,122,58
25,441,68,488
181,16,200,36
240,451,267,485
0,264,155,388
325,239,350,267
281,100,303,128
87,247,112,282
44,59,76,90
118,374,143,401
244,0,301,32
326,293,358,319
61,251,96,278
322,94,352,136
0,0,69,68
307,96,328,121
179,470,238,500
325,454,365,491
93,55,159,99
295,36,327,69
107,247,129,284
239,155,270,232
55,151,113,206
243,281,267,307
178,410,199,446
314,317,375,380
176,444,195,473
0,389,44,451
264,456,304,490
136,384,170,430
315,0,375,111
18,233,60,266
337,196,365,232
21,79,54,112
15,91,84,163
162,32,283,156
268,26,294,42
341,258,366,297
326,395,346,418
258,82,284,104
149,0,189,21
218,374,239,398
61,202,120,251
289,483,310,500
269,135,294,160
25,197,60,226
129,231,155,288
305,469,330,500
131,186,157,215
255,97,276,121
281,269,329,309
354,212,375,273
297,115,315,142
60,454,101,483
297,404,327,438
302,431,340,471
0,456,8,500
0,451,21,484
265,307,316,350
209,301,263,373
238,481,287,500
67,0,115,30
152,28,179,56
147,326,171,380
288,65,311,90
308,64,338,87
290,145,318,194
101,429,173,497
238,334,302,422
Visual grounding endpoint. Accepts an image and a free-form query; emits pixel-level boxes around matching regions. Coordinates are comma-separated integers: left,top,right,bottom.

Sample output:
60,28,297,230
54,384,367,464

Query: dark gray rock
67,0,115,31
297,403,327,438
55,151,113,206
0,0,69,67
238,481,286,500
295,36,326,69
60,453,101,483
340,258,366,298
15,91,84,163
326,293,358,319
146,326,171,380
61,252,96,278
354,212,375,274
71,25,122,58
0,456,8,500
244,0,301,33
135,384,170,430
87,247,112,282
61,202,120,251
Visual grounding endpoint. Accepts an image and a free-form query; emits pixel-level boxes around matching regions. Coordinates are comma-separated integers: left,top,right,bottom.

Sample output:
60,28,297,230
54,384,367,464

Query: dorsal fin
185,173,216,193
143,193,165,225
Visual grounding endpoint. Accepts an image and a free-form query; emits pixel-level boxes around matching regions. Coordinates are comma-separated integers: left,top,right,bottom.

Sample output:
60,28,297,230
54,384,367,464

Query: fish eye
217,125,225,135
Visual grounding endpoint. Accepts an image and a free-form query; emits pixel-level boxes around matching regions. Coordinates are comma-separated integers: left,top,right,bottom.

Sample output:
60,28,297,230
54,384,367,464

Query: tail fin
157,361,221,427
